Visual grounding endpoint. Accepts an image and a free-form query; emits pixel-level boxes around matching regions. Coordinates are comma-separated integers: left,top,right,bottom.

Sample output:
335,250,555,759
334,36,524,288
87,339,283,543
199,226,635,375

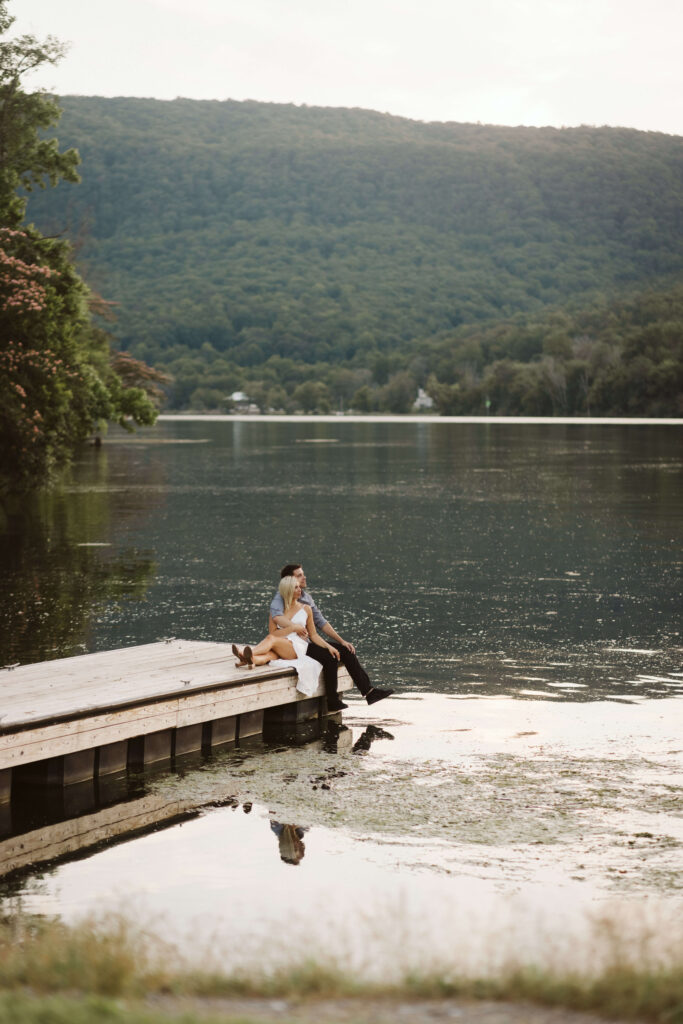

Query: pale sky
11,0,683,135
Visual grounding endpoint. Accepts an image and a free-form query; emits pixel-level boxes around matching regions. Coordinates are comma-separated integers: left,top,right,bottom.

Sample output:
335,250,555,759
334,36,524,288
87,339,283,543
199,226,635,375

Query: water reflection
0,715,338,891
0,444,161,665
1,710,342,853
321,720,353,753
3,695,681,940
352,724,395,754
270,821,308,865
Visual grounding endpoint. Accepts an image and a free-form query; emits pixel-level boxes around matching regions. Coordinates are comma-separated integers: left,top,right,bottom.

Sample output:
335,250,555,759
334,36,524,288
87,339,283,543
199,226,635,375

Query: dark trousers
305,641,372,700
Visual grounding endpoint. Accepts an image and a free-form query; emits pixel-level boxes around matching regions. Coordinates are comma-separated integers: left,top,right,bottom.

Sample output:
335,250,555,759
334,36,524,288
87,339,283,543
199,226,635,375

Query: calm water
1,418,681,699
1,418,682,961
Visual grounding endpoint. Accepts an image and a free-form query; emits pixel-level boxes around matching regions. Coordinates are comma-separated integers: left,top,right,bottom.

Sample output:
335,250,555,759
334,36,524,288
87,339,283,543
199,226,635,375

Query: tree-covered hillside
26,97,683,412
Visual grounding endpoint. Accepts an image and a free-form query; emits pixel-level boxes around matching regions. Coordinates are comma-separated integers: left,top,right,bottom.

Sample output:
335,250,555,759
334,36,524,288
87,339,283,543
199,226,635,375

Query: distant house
413,388,434,411
229,391,260,414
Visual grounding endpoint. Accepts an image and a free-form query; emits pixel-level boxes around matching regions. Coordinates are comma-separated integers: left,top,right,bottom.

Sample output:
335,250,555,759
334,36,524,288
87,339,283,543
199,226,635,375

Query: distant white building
229,391,260,414
413,387,434,411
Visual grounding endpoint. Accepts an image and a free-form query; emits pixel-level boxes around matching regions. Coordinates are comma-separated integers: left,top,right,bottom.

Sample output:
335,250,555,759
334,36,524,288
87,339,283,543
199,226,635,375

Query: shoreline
156,413,683,426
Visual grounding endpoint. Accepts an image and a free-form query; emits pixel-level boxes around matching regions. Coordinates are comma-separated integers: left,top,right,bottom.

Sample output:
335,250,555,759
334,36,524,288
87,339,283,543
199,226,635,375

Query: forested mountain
26,97,683,414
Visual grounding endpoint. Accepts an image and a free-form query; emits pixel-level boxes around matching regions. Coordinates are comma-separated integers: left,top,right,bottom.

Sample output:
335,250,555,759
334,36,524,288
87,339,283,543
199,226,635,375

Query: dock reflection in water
1,693,681,975
0,713,359,883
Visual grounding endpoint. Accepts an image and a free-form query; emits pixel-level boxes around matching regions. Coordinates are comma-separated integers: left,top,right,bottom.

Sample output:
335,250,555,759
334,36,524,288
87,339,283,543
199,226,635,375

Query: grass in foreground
0,993,183,1024
0,914,681,1023
0,992,267,1024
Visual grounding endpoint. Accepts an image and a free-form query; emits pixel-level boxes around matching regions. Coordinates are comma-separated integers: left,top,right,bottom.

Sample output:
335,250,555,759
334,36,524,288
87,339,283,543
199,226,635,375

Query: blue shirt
270,589,328,630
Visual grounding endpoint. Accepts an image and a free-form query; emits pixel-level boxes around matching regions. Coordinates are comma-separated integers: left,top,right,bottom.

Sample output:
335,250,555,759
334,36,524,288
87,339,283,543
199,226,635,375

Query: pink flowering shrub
0,229,99,487
0,227,160,491
0,235,54,314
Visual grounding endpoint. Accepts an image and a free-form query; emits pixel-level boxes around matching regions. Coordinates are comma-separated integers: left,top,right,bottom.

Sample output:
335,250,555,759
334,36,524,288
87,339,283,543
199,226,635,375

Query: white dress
268,607,323,697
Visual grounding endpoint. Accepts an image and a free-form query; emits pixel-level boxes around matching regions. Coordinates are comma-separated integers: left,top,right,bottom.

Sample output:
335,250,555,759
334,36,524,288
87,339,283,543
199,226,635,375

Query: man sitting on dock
269,563,393,710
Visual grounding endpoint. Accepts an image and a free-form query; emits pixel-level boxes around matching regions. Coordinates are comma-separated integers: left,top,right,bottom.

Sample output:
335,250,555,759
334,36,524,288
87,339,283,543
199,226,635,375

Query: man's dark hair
280,563,302,579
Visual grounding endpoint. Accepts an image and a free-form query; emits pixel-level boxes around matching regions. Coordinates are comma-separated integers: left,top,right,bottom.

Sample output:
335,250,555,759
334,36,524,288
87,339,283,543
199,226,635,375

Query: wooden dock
0,641,351,800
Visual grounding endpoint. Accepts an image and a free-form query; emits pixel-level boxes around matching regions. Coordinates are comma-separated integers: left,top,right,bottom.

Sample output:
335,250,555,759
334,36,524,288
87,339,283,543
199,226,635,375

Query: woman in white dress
232,575,340,696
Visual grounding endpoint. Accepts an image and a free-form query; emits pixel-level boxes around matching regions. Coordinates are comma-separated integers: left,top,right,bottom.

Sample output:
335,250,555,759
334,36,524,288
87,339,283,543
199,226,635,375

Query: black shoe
366,687,394,705
327,700,348,713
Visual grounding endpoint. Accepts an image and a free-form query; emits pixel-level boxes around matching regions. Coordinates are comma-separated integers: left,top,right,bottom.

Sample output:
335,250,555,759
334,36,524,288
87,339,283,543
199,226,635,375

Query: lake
2,417,681,697
1,417,681,972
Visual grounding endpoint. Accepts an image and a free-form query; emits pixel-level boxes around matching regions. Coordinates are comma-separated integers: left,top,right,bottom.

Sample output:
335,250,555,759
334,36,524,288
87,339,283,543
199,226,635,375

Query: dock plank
0,642,351,770
0,642,298,730
1,644,254,701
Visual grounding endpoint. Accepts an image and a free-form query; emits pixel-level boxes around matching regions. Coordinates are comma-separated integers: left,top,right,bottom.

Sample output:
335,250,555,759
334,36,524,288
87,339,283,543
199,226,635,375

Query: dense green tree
376,370,418,413
0,226,160,490
0,1,79,224
424,284,683,417
292,379,331,413
0,3,161,494
350,384,376,412
1,226,92,486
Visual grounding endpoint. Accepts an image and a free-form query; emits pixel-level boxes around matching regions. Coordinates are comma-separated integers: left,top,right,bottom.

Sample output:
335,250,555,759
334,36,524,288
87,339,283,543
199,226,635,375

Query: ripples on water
1,419,681,701
1,420,681,963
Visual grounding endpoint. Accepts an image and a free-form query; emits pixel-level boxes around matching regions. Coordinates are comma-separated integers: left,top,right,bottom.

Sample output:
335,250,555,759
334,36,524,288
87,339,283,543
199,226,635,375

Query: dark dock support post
53,750,96,787
96,741,129,777
15,750,96,788
173,724,204,757
238,709,264,741
203,716,237,750
263,697,323,743
0,771,11,838
128,729,173,769
265,697,321,727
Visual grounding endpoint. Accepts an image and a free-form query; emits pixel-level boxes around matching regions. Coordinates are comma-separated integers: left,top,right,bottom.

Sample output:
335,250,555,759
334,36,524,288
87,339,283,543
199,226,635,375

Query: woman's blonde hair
279,574,298,612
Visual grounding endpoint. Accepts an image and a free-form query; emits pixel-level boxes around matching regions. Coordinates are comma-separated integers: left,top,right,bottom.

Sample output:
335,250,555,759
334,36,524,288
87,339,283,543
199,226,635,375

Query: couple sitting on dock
232,563,393,713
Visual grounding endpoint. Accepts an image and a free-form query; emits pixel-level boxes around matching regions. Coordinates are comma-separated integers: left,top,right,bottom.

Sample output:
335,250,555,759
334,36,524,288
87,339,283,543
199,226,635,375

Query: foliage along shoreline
153,414,683,423
124,280,683,419
0,2,166,496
